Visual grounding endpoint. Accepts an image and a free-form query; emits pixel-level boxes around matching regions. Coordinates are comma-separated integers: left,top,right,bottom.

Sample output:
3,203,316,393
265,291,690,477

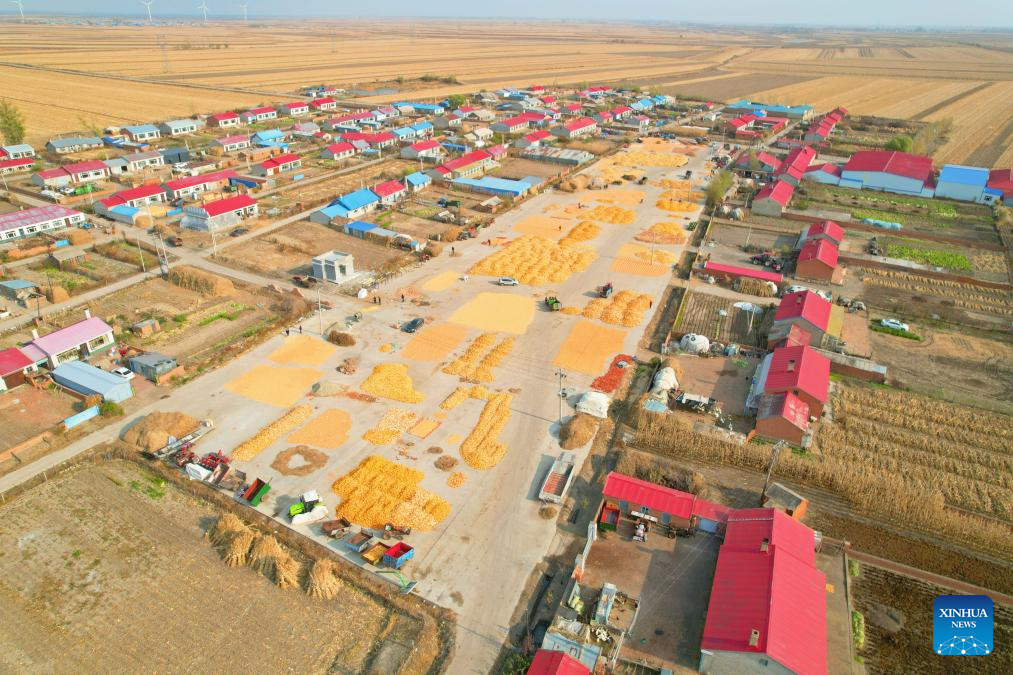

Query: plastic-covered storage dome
680,333,711,354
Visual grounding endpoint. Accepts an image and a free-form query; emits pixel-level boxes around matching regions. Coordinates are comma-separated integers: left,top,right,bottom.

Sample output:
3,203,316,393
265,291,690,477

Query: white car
111,367,135,380
498,277,519,286
879,319,909,332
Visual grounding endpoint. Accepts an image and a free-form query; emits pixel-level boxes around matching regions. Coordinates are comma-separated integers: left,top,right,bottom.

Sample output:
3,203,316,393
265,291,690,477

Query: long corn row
460,393,514,470
232,405,313,461
443,334,513,382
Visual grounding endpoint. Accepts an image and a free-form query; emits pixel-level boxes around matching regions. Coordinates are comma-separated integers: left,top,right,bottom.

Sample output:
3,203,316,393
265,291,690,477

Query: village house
159,119,202,137
550,117,598,140
754,391,811,445
762,345,831,416
515,129,554,149
32,160,110,188
46,136,103,154
163,169,238,200
123,124,161,142
0,205,86,241
401,139,446,162
181,193,258,231
768,290,831,347
340,131,397,150
321,141,357,161
0,347,37,392
20,311,115,369
279,101,310,117
838,150,935,197
428,149,494,181
311,188,380,222
0,157,35,176
312,250,356,284
795,238,840,283
95,184,168,220
308,97,339,112
1,143,35,159
210,134,252,153
774,145,817,187
241,106,278,124
433,114,463,130
207,111,242,128
251,152,302,177
104,150,164,175
800,220,844,248
752,179,794,217
372,180,407,206
404,171,431,193
0,279,39,305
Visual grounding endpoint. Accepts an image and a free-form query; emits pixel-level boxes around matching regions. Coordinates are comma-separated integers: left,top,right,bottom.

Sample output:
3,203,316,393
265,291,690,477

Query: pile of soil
167,266,236,297
271,445,328,477
559,175,591,192
560,413,600,449
122,411,200,451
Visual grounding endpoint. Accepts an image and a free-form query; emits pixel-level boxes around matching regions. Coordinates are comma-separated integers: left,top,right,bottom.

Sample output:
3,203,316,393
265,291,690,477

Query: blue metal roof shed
344,220,377,237
0,279,37,291
405,172,431,188
337,188,379,212
452,176,531,197
51,361,133,403
936,164,991,203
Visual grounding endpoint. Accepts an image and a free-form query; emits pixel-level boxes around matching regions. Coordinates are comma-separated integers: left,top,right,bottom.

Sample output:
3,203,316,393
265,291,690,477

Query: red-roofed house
562,103,584,116
372,180,407,206
551,117,598,140
322,141,357,161
0,347,36,391
309,97,339,112
702,261,783,285
428,149,493,180
764,345,831,416
772,291,831,345
279,101,310,116
516,129,555,149
610,105,633,120
727,114,788,140
592,110,614,125
487,143,508,160
700,508,826,675
804,220,845,246
164,169,238,200
735,151,781,177
768,323,813,350
840,150,934,196
527,649,590,675
241,106,278,124
752,179,794,217
755,392,810,444
0,157,35,176
32,160,109,188
251,153,302,177
599,472,732,533
401,139,445,161
775,145,817,186
181,194,258,231
803,163,843,185
988,168,1013,199
492,114,535,134
210,134,251,153
208,111,242,128
97,183,167,212
339,131,397,149
796,238,839,282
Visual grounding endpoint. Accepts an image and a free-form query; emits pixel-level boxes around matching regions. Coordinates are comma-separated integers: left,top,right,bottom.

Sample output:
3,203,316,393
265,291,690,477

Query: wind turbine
239,3,247,22
140,0,154,24
197,1,208,25
10,0,25,23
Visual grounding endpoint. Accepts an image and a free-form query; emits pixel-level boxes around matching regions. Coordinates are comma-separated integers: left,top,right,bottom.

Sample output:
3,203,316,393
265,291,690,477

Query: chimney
786,360,796,372
760,538,770,552
84,309,91,319
31,328,39,340
749,629,761,647
795,294,802,305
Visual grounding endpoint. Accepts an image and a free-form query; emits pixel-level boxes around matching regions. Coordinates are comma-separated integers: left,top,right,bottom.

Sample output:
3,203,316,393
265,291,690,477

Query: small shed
51,361,133,402
127,352,179,383
761,482,810,520
0,347,35,391
0,279,39,302
755,391,810,445
131,318,161,337
48,248,88,269
312,250,356,283
599,471,695,530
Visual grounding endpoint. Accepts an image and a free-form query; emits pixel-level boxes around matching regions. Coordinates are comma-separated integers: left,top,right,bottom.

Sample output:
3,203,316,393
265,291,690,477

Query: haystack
274,552,301,590
559,175,591,192
306,558,342,599
222,530,256,567
46,286,70,303
206,513,249,547
560,413,600,450
167,265,236,297
122,411,200,452
434,455,458,471
249,533,300,587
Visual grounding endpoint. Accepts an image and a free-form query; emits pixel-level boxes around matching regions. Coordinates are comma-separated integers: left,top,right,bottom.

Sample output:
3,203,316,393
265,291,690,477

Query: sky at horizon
4,1,1013,28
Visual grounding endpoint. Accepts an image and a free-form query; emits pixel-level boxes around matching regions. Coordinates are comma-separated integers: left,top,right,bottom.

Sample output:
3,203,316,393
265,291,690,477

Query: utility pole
316,285,323,335
761,441,785,504
555,368,567,425
135,234,146,272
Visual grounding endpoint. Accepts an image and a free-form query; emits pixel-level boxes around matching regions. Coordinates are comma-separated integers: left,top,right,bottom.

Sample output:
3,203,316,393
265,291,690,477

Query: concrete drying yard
0,140,712,673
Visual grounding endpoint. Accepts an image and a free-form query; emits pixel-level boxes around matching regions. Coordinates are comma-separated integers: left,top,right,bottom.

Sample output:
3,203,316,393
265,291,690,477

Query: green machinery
376,569,418,594
544,296,562,311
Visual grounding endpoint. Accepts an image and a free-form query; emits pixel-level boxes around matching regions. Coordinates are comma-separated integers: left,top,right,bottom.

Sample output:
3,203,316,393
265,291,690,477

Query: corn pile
232,405,313,461
560,306,581,315
360,363,424,403
331,455,450,531
659,179,692,190
441,385,491,410
444,333,496,377
615,151,688,168
469,235,597,285
447,472,467,488
362,407,419,445
586,205,635,225
634,249,678,264
582,290,653,327
472,337,515,382
635,221,687,245
558,221,601,247
461,393,514,470
379,343,395,353
656,199,698,212
659,188,703,201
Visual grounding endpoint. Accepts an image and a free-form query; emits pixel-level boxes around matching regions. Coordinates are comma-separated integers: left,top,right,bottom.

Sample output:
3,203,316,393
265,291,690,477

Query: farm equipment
597,282,614,298
867,238,882,256
382,523,413,540
174,444,196,467
675,392,718,413
168,236,184,247
375,569,418,594
544,296,562,311
836,296,867,313
291,275,318,288
241,478,271,506
750,252,783,271
345,531,375,553
361,541,388,566
321,517,352,538
382,542,415,570
198,450,230,471
539,452,576,504
210,464,246,492
288,490,328,525
150,419,214,459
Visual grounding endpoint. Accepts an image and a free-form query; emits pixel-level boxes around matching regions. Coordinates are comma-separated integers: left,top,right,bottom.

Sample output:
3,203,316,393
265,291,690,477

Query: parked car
880,318,909,332
402,317,425,333
229,227,249,237
498,277,519,286
111,367,135,380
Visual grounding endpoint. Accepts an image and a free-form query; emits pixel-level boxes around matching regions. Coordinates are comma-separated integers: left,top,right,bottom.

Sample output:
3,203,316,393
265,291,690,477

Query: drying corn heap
331,455,450,531
582,290,654,327
634,249,678,264
460,392,514,470
469,235,596,285
656,198,698,212
441,385,491,410
635,221,688,245
586,205,636,225
558,221,601,247
615,151,689,168
443,333,514,382
362,407,419,445
360,363,424,403
232,405,313,461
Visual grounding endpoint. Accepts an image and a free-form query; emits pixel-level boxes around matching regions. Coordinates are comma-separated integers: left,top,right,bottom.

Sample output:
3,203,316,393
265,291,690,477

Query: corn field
861,267,1013,317
628,389,1013,558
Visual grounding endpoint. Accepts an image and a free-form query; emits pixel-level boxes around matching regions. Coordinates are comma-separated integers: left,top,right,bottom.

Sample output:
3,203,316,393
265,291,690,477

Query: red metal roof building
164,169,239,198
796,238,839,282
840,150,934,196
700,508,826,675
0,347,35,390
600,472,732,532
527,650,590,675
98,183,167,209
752,179,795,216
755,392,810,444
208,111,242,127
805,220,844,246
372,179,407,204
988,168,1013,198
252,152,302,177
735,151,781,174
764,345,831,416
774,291,831,332
775,145,817,186
201,194,257,218
431,149,493,180
702,261,783,284
767,323,813,350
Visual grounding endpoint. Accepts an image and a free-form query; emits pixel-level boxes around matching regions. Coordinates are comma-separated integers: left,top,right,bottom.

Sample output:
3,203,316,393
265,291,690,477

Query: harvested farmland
331,455,450,531
360,363,425,403
582,290,654,327
232,405,313,461
460,392,514,470
469,235,597,285
362,407,419,445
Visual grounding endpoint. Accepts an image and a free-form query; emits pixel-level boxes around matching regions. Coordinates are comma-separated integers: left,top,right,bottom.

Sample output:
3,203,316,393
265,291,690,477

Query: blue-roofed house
391,126,417,142
411,121,434,138
935,165,998,204
310,188,379,223
158,119,202,136
0,279,38,304
395,102,445,116
2,144,35,159
51,361,133,403
123,124,161,142
46,137,103,154
343,220,377,238
727,99,815,121
253,129,288,148
405,172,431,193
